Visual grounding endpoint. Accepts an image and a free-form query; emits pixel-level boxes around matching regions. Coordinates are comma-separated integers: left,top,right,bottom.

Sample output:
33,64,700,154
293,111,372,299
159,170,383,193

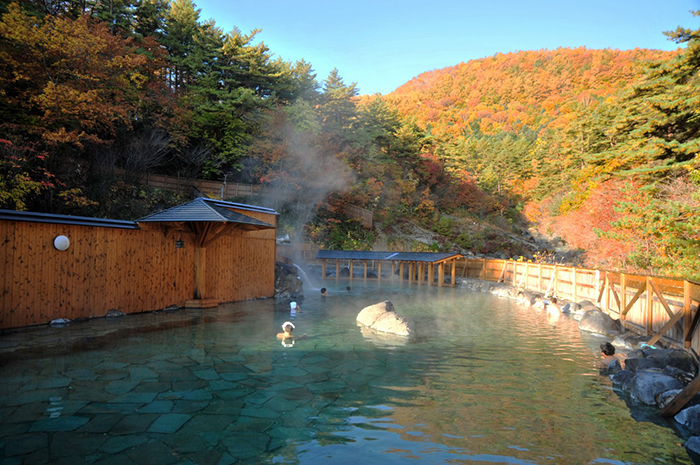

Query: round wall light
54,235,70,251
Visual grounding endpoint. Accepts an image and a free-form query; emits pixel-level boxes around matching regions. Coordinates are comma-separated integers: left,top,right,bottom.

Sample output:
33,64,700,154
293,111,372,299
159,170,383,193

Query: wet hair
320,288,327,294
346,286,351,291
600,342,615,356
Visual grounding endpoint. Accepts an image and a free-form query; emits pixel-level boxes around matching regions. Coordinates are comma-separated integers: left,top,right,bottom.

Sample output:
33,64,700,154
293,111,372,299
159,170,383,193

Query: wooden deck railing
455,258,700,352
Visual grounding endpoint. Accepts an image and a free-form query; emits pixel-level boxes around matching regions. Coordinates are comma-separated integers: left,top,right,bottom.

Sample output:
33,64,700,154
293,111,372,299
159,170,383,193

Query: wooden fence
141,173,258,199
456,259,700,353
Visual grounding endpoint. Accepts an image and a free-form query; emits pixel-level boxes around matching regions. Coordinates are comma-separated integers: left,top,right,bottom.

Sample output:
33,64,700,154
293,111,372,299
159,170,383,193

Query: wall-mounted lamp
54,235,70,251
175,233,184,249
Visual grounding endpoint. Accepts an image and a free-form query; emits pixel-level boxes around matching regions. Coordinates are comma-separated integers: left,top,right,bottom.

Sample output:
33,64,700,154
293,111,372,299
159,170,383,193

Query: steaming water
0,282,692,464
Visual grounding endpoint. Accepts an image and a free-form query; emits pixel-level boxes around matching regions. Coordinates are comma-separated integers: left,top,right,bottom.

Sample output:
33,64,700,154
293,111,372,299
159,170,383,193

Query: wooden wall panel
0,215,274,329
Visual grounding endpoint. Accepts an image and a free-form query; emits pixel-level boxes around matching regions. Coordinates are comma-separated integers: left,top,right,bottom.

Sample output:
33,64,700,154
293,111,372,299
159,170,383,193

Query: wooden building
0,198,278,330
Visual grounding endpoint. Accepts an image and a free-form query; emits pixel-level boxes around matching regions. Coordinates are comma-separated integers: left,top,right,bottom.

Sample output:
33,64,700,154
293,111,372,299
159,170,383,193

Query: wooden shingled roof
137,197,276,231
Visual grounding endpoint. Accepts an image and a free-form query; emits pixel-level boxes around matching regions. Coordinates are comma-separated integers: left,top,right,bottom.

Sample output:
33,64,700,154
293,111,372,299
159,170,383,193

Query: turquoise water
0,281,692,464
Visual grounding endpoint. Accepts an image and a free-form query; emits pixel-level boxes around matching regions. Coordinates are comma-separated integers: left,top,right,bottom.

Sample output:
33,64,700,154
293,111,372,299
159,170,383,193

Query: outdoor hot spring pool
0,281,693,464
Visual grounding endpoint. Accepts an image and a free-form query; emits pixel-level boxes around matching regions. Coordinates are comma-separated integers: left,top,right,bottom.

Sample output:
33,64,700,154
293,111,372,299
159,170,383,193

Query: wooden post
194,247,207,299
377,261,382,282
417,263,423,285
363,260,367,279
400,262,404,282
685,281,693,349
620,273,627,322
335,259,340,278
451,259,456,286
646,277,653,336
438,263,444,288
349,260,354,281
428,263,434,286
322,259,327,279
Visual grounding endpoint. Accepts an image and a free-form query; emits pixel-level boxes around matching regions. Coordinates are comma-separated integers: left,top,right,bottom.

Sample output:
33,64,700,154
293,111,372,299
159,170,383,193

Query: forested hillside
0,1,698,280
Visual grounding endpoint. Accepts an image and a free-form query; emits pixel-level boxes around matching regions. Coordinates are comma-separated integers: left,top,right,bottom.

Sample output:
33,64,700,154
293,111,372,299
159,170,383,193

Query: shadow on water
0,280,694,464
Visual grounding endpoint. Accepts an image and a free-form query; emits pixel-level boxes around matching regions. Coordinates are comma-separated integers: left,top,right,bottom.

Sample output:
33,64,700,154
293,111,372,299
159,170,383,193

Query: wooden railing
455,258,700,352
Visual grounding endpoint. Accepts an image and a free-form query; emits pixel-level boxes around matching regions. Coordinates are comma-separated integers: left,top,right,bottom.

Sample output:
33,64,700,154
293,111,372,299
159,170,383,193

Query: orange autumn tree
0,3,172,212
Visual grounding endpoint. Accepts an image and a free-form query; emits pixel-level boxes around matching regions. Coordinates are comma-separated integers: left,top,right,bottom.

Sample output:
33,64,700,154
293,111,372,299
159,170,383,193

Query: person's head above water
320,288,327,295
282,321,295,334
600,342,615,356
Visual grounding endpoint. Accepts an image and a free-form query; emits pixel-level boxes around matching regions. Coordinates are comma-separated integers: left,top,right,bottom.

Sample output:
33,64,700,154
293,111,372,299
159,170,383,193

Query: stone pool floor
0,307,396,464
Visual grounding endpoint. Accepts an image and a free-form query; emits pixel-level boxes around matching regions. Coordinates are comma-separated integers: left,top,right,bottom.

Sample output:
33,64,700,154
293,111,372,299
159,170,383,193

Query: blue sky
194,0,700,95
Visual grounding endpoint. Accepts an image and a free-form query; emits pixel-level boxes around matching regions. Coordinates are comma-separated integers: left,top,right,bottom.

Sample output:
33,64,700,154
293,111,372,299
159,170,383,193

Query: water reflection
0,281,692,464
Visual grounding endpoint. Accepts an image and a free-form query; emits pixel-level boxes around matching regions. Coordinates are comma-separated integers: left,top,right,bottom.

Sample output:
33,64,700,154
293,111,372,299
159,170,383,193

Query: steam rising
259,124,354,239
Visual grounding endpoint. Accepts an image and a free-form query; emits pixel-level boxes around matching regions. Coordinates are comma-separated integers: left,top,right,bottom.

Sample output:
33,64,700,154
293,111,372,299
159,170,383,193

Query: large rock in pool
357,301,412,337
578,309,622,336
628,371,683,406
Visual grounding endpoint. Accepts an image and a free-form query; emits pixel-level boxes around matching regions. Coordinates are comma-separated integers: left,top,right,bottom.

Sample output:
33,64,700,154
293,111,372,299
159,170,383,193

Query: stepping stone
105,380,140,395
219,372,248,382
127,441,179,465
50,431,107,456
29,416,89,432
110,414,159,435
100,434,149,454
192,368,219,380
111,392,157,404
129,367,158,380
220,432,270,460
308,380,347,393
77,414,123,433
136,401,173,414
148,413,191,433
3,432,48,456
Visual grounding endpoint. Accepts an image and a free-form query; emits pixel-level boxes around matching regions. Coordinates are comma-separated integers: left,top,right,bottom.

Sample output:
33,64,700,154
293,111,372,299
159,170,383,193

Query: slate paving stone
244,389,277,405
218,372,248,382
105,380,141,395
93,362,129,371
93,452,137,465
0,421,29,437
29,416,90,432
111,392,158,404
2,402,46,423
147,414,191,433
269,426,315,441
277,387,314,402
243,362,272,374
64,368,96,380
136,400,174,414
6,388,67,406
77,414,124,433
3,432,48,456
99,372,129,381
110,413,159,435
99,434,150,454
171,380,206,391
171,401,210,414
129,367,158,380
209,380,238,391
132,381,171,394
268,381,304,392
226,416,273,432
220,431,270,461
182,449,224,465
178,414,234,434
50,431,107,456
127,441,179,465
213,388,252,401
206,401,243,415
264,396,305,413
78,402,142,415
192,368,219,380
160,430,207,454
36,376,72,390
272,366,308,377
240,405,280,419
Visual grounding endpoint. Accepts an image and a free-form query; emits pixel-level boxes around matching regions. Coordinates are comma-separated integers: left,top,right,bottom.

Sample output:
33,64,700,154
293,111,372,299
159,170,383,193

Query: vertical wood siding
0,212,276,329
